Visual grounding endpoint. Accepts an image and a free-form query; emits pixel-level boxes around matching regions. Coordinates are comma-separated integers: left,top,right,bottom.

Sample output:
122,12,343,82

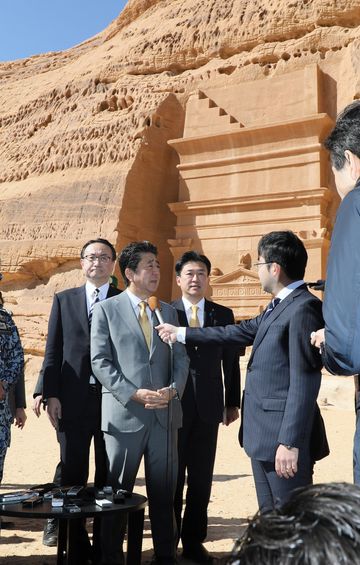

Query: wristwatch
281,444,294,450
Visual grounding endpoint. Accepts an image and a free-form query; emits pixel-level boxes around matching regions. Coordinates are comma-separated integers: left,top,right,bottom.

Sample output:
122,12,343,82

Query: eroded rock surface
1,0,359,358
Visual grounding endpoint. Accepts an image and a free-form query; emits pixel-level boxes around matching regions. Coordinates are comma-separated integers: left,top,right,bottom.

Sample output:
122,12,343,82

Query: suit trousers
175,395,219,547
100,412,178,564
57,386,106,563
251,450,313,513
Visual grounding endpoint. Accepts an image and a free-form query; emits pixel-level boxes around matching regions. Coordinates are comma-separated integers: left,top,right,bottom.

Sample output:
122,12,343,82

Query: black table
0,492,147,564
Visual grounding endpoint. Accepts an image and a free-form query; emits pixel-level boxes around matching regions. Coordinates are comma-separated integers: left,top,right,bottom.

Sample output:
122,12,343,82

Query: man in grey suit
91,241,189,565
157,231,328,513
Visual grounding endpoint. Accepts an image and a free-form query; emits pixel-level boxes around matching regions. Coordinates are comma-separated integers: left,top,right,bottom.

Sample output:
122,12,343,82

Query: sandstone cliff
1,0,360,361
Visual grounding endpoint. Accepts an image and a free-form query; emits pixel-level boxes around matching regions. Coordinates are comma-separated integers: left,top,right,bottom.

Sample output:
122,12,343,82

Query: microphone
148,296,173,349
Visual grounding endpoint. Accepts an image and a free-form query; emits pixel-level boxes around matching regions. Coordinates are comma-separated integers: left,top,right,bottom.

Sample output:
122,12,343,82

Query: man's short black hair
257,230,307,281
324,100,360,170
119,241,158,287
175,251,211,276
80,238,116,261
228,482,360,565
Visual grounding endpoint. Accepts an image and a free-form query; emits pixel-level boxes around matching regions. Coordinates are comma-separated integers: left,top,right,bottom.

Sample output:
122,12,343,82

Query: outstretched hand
156,323,178,344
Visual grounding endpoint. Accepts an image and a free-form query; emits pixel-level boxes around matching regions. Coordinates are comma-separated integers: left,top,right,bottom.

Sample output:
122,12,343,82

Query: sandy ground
0,360,356,564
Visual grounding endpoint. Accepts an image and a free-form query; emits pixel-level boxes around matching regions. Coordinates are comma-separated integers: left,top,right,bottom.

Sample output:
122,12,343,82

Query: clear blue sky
0,1,127,62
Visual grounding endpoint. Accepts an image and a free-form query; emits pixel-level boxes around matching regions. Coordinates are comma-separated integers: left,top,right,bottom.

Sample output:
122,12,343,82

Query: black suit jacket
186,286,328,461
42,284,121,423
173,298,241,424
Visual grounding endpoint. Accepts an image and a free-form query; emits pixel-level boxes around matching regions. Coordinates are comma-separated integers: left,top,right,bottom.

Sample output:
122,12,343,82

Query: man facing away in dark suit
309,101,360,488
42,237,120,564
91,241,189,565
157,231,328,513
172,251,241,564
311,101,360,377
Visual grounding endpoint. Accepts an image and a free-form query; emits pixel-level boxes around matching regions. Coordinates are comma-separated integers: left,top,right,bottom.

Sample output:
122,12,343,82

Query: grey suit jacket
91,292,189,434
186,286,326,461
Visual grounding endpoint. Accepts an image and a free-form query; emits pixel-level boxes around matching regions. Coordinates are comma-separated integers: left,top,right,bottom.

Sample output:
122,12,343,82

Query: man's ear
271,262,281,278
175,275,181,288
345,150,360,181
125,267,134,283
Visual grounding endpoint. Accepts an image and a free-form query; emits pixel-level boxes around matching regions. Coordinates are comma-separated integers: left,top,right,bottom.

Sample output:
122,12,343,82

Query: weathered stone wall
1,0,360,358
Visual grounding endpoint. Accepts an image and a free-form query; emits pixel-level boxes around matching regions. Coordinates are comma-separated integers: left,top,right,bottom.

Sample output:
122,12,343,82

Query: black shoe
182,543,213,563
42,518,58,547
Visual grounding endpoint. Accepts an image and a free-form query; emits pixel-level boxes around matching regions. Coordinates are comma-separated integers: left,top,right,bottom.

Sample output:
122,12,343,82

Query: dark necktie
88,288,100,325
264,297,280,318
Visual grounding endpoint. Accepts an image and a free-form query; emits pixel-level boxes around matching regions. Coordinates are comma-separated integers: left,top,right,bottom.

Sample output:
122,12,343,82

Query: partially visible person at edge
227,482,360,565
0,285,24,488
311,101,360,376
309,102,360,486
157,231,329,513
41,238,120,564
1,292,27,530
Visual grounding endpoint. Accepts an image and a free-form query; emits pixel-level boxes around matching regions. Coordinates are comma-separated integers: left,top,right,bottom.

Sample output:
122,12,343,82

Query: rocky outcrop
1,0,360,358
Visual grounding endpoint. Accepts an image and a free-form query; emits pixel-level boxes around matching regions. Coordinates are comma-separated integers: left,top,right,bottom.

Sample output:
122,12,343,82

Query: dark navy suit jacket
187,286,327,462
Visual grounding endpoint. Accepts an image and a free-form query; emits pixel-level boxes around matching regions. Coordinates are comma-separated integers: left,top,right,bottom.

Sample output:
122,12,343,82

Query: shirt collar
126,288,148,310
276,280,304,301
182,296,205,312
85,281,110,301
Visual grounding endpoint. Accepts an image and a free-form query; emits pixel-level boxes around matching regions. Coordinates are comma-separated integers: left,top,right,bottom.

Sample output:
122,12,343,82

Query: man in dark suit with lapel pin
172,251,241,563
157,231,328,513
42,237,120,564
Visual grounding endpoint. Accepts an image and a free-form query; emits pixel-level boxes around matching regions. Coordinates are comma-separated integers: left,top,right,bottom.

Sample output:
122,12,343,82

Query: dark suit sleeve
186,315,260,348
33,365,44,398
42,294,64,400
278,298,324,447
15,370,26,409
221,309,241,408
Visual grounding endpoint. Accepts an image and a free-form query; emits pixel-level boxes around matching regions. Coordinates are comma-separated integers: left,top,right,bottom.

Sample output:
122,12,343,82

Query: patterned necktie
139,301,152,350
88,288,100,325
264,297,280,318
189,305,200,327
89,288,100,384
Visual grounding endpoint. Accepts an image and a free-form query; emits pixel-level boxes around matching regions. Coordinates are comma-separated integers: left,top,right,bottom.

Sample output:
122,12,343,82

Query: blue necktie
264,297,280,318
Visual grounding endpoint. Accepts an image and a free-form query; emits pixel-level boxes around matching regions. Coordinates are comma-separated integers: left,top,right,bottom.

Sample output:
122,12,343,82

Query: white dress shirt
182,296,205,328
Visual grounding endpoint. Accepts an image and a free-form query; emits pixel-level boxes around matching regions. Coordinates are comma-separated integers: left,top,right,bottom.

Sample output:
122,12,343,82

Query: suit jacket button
247,367,252,372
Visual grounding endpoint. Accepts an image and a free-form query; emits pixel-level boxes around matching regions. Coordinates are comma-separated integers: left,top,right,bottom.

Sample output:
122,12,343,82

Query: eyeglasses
252,261,273,269
82,254,113,263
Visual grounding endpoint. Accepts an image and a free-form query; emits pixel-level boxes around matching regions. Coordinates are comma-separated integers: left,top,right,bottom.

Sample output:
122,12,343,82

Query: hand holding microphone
148,296,177,347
